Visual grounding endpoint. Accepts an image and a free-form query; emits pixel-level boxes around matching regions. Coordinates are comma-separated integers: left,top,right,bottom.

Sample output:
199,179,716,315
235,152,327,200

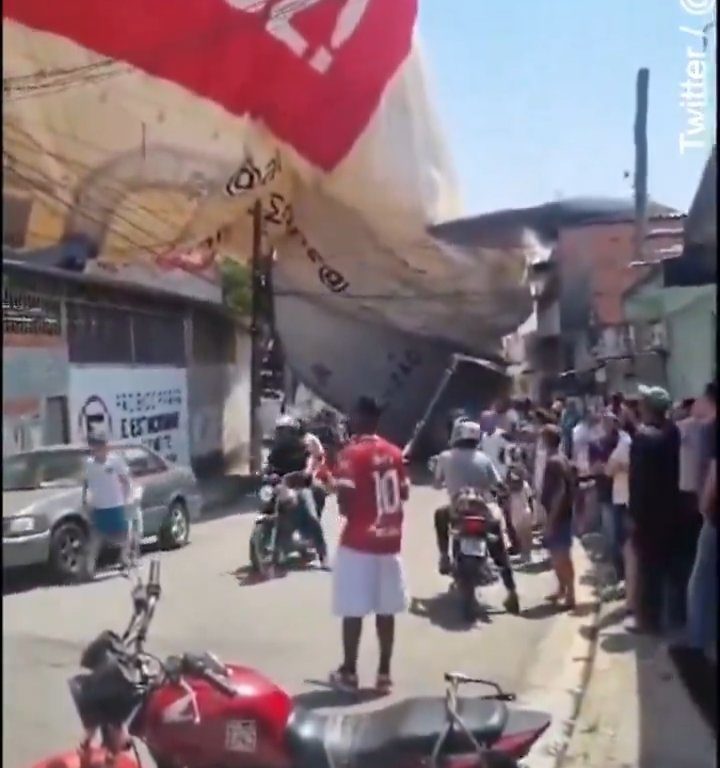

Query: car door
118,447,172,536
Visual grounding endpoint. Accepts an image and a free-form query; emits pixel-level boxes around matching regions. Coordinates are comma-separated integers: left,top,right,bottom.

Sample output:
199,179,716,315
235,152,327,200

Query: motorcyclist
432,420,520,614
265,415,328,567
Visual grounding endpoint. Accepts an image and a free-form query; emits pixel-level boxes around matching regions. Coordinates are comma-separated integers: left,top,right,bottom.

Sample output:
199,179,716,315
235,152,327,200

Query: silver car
3,443,203,582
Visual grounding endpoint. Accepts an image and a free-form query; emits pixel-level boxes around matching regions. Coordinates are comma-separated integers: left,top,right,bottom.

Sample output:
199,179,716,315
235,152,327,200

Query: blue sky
418,0,715,215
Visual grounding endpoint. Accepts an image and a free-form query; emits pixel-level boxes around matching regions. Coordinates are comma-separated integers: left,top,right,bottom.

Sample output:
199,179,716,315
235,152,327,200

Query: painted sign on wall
69,367,190,465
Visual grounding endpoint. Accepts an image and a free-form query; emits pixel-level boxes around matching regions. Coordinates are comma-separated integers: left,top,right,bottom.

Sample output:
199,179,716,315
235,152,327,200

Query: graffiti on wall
69,367,190,465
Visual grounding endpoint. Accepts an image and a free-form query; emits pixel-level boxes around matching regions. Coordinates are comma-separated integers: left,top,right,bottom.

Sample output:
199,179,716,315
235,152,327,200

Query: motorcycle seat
286,696,508,768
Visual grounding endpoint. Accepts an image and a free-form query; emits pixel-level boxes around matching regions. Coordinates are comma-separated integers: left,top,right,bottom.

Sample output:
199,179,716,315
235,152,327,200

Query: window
132,312,185,366
119,446,167,477
3,454,36,491
192,311,236,364
38,451,87,484
2,288,62,337
67,303,133,364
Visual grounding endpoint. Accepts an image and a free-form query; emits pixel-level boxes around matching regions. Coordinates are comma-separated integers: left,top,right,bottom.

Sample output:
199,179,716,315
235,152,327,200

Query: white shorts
332,546,408,618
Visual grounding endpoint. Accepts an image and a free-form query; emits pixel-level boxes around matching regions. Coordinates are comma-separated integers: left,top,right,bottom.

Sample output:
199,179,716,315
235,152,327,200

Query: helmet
451,420,481,446
275,414,301,431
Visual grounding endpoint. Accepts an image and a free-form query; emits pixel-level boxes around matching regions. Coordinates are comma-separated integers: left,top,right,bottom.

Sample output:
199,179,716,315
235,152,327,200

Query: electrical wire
3,0,327,101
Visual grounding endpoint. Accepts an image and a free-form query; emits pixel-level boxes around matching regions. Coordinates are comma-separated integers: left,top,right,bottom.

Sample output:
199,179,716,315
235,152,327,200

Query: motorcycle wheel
458,577,476,622
249,521,273,575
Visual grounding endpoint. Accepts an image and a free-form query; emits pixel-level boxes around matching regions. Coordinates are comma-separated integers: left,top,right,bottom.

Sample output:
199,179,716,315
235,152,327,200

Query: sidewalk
561,594,716,768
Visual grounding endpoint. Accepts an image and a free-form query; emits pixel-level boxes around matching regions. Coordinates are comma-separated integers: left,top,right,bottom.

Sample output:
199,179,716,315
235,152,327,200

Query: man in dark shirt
541,424,576,609
674,382,717,658
628,385,680,633
266,416,327,566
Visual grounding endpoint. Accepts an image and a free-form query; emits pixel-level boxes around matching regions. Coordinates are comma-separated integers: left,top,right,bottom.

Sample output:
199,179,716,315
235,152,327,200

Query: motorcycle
449,488,502,622
31,560,552,768
249,471,318,575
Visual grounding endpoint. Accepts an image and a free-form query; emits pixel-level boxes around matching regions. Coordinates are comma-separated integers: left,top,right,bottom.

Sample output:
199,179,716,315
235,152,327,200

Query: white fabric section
332,545,408,617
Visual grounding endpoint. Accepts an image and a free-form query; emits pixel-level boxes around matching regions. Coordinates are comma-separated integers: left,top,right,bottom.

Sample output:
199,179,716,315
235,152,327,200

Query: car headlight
258,485,275,504
5,516,42,536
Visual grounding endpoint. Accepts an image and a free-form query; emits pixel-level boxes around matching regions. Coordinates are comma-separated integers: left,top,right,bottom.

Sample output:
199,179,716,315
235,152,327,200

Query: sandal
375,673,393,695
329,667,358,692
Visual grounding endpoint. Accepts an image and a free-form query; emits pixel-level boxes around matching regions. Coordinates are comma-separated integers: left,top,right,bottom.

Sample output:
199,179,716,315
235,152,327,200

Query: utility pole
633,68,650,261
249,200,266,475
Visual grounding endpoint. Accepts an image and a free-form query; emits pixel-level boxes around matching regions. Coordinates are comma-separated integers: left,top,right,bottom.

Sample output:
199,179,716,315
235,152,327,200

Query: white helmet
275,414,300,430
451,420,481,445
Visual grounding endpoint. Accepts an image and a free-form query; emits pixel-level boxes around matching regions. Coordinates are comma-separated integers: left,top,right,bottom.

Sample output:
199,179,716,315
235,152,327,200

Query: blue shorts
92,506,129,538
544,519,573,552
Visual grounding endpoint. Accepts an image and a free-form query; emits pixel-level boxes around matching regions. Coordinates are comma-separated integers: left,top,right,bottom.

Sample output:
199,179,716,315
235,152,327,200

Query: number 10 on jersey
372,468,401,523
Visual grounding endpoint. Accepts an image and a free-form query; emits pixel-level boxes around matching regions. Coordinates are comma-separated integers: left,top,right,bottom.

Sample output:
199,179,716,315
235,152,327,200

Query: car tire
49,521,89,583
159,500,190,550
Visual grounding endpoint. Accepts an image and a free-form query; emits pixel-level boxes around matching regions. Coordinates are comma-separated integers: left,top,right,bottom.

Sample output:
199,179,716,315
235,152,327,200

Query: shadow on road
2,544,180,596
295,680,385,709
409,593,502,631
513,557,552,575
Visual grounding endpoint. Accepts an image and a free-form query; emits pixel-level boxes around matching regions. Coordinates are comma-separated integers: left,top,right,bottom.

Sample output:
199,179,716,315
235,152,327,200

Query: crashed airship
4,0,641,444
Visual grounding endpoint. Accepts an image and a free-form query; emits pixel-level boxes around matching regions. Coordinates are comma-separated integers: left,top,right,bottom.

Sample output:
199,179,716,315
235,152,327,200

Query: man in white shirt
481,426,511,481
82,431,132,578
605,416,633,610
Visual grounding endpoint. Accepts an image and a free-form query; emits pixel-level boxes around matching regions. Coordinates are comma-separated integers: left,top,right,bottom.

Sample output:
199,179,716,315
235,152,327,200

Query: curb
519,543,603,768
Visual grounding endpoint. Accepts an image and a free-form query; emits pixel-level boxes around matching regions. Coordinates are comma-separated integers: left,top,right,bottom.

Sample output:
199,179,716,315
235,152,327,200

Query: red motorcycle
31,560,551,768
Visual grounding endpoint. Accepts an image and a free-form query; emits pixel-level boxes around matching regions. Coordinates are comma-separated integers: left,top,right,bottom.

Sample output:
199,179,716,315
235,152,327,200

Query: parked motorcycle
249,471,317,575
31,560,551,768
449,488,501,621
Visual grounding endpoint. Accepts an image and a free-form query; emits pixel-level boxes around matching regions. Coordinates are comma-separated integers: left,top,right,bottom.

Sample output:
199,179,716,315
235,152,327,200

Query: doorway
44,396,70,445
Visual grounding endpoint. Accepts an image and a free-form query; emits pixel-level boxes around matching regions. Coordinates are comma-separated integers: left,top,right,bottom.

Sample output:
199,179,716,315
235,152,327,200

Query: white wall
186,333,251,475
68,366,191,466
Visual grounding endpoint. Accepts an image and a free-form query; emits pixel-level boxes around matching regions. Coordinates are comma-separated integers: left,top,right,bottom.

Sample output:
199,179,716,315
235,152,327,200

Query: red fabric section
5,0,417,170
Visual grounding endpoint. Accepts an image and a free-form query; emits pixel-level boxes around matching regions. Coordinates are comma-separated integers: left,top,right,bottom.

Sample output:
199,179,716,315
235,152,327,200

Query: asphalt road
3,485,577,768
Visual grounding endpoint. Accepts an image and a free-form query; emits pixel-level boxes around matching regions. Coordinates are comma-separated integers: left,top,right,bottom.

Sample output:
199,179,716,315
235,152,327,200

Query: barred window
2,287,62,337
67,302,133,364
192,311,236,365
132,312,185,366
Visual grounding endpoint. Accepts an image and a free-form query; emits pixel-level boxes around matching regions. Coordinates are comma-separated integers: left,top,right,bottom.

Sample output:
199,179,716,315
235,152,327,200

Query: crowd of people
483,384,716,661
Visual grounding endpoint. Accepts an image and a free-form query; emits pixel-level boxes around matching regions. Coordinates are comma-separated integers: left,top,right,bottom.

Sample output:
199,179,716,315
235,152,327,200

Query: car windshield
2,451,87,491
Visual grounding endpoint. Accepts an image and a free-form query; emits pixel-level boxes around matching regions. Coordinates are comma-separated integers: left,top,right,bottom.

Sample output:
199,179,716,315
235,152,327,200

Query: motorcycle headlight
258,485,275,504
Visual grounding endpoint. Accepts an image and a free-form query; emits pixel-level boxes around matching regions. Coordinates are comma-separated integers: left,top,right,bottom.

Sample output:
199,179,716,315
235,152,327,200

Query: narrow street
3,486,588,768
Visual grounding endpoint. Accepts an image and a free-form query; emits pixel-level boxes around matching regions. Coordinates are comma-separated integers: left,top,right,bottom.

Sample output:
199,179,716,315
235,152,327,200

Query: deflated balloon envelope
2,1,652,444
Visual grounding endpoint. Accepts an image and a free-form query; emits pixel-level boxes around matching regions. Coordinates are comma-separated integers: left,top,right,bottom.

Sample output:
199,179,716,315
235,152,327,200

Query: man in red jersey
330,396,410,694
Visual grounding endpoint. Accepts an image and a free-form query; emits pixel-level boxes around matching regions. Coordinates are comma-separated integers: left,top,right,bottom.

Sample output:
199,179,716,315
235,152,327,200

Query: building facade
511,215,686,402
3,261,251,476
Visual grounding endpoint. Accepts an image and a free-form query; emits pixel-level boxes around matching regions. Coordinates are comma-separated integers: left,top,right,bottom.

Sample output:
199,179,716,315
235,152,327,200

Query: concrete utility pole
249,200,267,475
633,67,650,261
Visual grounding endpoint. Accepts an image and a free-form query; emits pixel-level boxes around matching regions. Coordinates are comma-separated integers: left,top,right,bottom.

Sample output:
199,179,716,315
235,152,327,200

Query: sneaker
438,554,452,575
329,667,359,692
503,592,520,615
375,673,393,695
